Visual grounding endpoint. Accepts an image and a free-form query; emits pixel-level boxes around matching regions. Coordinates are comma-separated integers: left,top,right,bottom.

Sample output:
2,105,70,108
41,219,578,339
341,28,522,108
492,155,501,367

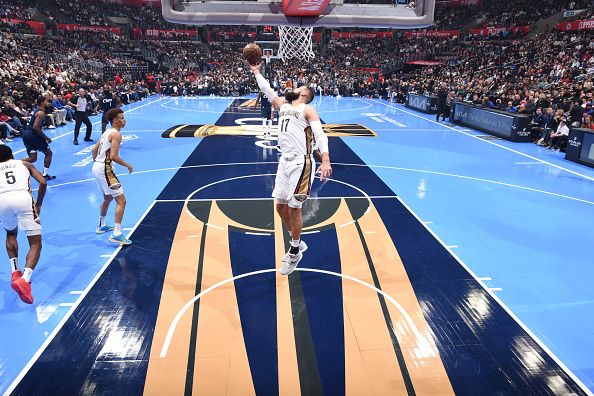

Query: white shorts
0,191,42,236
92,161,124,197
272,155,315,209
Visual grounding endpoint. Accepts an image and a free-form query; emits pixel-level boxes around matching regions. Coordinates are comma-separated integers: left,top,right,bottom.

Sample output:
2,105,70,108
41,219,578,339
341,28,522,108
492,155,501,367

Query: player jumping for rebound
250,62,332,275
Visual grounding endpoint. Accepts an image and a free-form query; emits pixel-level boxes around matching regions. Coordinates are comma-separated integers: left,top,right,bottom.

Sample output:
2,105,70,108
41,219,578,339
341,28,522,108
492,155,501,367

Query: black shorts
261,104,272,119
22,129,49,154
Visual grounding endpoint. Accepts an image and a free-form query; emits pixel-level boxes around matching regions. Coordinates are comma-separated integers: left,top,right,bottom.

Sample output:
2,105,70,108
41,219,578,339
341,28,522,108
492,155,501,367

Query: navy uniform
259,61,275,136
101,91,118,126
261,62,273,118
22,107,49,157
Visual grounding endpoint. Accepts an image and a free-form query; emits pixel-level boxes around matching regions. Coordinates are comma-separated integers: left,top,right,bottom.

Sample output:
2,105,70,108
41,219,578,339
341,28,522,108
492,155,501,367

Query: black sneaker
43,174,56,180
73,139,79,145
84,138,93,142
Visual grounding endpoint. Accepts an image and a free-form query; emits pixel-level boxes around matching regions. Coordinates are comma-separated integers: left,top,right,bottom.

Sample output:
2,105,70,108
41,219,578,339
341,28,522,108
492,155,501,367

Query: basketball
242,43,263,65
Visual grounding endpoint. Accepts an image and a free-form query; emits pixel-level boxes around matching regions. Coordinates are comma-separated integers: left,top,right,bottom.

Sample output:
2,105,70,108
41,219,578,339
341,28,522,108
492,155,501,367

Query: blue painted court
1,96,593,395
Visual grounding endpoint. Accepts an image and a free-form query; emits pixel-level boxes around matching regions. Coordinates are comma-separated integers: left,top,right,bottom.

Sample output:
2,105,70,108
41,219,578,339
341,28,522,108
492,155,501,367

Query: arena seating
0,0,592,145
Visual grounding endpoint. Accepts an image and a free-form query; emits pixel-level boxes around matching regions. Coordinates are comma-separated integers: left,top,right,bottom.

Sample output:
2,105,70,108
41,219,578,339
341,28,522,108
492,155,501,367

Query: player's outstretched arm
249,62,286,110
23,162,47,212
305,106,332,181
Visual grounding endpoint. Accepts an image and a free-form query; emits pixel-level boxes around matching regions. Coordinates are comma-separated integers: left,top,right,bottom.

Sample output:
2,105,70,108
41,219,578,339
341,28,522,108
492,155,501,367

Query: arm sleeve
310,120,328,154
255,74,278,102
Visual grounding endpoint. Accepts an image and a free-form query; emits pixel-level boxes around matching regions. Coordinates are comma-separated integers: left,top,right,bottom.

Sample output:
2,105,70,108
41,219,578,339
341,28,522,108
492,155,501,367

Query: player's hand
46,137,52,144
127,165,133,174
316,162,332,181
249,62,263,75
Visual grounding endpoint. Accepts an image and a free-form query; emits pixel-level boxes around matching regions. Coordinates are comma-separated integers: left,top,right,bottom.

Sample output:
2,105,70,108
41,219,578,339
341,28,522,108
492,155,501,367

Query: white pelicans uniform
272,103,328,208
92,128,124,196
0,159,41,235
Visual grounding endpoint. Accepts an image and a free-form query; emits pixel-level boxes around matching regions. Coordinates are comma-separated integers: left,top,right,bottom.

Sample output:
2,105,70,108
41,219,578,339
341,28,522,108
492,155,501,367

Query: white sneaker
280,251,302,276
282,241,308,262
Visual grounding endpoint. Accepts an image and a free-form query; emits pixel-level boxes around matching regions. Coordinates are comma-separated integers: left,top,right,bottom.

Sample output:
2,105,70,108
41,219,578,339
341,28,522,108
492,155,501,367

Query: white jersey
0,160,30,194
278,103,314,157
92,128,123,196
95,128,117,164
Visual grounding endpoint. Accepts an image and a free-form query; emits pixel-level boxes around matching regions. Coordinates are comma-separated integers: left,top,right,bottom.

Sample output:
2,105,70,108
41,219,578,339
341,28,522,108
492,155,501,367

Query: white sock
43,167,49,175
289,239,300,254
114,223,122,236
9,257,18,272
23,267,33,282
99,216,106,227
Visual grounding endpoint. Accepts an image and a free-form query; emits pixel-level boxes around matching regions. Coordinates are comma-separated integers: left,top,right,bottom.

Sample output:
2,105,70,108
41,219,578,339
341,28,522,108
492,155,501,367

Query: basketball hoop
277,26,315,62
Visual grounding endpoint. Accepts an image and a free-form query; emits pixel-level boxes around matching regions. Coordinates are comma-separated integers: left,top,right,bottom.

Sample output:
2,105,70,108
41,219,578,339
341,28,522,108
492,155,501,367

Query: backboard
161,0,435,29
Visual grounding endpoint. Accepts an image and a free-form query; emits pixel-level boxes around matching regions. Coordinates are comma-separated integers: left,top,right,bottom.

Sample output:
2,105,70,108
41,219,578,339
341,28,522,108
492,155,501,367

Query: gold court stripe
162,124,376,138
192,202,255,396
193,125,218,137
143,204,204,396
357,201,455,395
334,199,408,395
168,124,189,138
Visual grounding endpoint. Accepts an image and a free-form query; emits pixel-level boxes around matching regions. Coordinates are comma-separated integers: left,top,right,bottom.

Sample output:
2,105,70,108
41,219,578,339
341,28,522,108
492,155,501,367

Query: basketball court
1,0,594,394
0,95,593,395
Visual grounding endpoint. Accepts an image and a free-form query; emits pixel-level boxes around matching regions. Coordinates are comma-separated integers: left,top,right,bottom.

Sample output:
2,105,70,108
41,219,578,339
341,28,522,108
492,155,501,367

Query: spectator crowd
0,0,592,151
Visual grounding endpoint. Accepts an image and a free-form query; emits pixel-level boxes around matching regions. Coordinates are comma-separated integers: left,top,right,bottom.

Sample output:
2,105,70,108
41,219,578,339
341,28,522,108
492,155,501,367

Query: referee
68,88,93,145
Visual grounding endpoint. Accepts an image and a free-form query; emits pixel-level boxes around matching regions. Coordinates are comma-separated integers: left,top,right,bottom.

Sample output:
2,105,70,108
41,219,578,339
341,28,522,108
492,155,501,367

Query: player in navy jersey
256,58,275,136
99,84,122,133
21,96,56,180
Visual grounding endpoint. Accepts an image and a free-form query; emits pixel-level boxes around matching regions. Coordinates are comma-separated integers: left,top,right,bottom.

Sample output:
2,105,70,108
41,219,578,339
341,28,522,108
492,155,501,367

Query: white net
277,26,315,62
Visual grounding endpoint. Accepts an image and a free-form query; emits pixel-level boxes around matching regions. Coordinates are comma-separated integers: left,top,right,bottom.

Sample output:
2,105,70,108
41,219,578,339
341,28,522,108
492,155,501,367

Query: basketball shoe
11,270,22,283
109,234,132,245
96,225,115,234
280,251,303,275
12,277,34,304
282,241,307,263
